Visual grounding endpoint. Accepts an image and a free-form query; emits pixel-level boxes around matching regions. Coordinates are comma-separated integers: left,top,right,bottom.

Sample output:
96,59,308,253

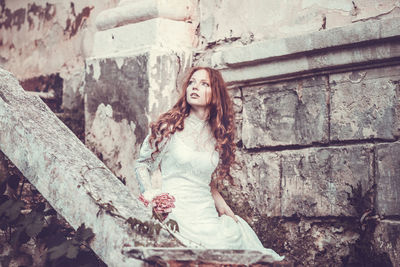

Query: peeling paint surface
0,0,118,81
86,103,140,196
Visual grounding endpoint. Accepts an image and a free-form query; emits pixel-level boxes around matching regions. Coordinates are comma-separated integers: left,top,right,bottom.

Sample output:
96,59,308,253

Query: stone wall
203,15,400,266
224,68,400,265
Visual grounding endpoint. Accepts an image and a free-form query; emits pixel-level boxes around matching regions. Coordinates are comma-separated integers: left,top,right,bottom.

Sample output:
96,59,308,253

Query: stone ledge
92,18,195,57
123,247,291,266
208,17,400,85
212,17,400,67
95,0,196,31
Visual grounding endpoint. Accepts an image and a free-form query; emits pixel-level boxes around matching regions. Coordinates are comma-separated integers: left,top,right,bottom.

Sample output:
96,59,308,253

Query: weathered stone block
124,247,289,266
376,142,400,216
242,76,329,148
93,18,196,57
229,152,281,217
373,219,400,265
273,219,359,266
85,55,150,144
330,66,400,141
280,145,374,217
230,87,243,143
84,49,188,195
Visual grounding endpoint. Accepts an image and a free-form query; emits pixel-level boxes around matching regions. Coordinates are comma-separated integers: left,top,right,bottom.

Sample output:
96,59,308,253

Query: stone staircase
0,68,292,266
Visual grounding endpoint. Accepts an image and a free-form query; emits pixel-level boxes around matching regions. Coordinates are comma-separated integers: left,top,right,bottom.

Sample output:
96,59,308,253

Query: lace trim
178,113,215,152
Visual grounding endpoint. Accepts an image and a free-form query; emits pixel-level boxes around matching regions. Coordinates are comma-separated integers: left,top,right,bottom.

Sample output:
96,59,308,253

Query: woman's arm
134,134,169,200
211,183,238,222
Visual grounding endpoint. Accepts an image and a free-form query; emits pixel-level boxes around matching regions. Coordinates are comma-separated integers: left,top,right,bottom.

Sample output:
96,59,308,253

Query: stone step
123,247,292,266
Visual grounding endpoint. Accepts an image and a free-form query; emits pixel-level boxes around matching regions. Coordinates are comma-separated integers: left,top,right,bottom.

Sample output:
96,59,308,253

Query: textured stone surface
216,40,400,85
84,49,189,195
124,247,289,266
211,17,400,68
0,0,117,80
373,220,400,265
238,152,281,217
85,55,150,145
280,145,374,217
230,87,243,143
0,68,181,267
61,70,86,111
199,0,400,46
92,18,197,57
330,66,400,141
279,219,359,266
95,0,197,31
205,16,400,85
242,76,328,148
376,142,400,216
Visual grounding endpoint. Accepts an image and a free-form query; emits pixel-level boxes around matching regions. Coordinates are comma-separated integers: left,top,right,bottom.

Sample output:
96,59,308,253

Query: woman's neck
190,107,209,121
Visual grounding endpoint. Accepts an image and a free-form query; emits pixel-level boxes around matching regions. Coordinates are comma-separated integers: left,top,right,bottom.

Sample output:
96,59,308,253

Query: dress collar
186,112,209,127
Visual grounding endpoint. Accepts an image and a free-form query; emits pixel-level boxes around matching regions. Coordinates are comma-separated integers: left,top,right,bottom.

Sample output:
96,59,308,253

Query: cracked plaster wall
0,0,118,110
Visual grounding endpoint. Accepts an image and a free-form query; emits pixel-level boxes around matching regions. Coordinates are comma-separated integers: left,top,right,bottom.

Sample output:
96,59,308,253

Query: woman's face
186,69,212,109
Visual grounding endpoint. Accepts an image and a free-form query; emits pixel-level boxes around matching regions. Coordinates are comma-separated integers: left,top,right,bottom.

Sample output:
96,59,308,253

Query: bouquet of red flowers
139,192,175,221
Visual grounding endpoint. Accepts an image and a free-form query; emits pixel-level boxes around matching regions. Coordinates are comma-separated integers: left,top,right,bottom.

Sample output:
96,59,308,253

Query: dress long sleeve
134,133,169,197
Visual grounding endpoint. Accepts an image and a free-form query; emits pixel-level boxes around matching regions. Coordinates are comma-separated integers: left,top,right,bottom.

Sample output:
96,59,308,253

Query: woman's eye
202,82,209,87
188,81,194,85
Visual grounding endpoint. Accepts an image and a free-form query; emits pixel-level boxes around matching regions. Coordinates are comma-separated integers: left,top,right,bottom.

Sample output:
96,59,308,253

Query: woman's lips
190,92,200,98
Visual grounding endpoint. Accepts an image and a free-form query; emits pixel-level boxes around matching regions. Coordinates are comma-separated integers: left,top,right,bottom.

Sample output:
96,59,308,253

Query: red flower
152,193,176,221
138,192,176,221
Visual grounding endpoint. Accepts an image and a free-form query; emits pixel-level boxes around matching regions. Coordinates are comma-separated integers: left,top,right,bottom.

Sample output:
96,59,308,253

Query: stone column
84,0,197,195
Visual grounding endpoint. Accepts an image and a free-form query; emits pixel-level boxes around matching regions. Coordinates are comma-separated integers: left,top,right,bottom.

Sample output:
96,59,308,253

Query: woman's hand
211,186,238,223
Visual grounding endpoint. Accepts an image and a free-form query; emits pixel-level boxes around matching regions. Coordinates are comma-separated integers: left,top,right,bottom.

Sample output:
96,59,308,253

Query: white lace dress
134,114,284,261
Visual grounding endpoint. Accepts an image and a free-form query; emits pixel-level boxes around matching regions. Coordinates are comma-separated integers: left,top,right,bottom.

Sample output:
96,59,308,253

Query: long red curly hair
148,67,236,185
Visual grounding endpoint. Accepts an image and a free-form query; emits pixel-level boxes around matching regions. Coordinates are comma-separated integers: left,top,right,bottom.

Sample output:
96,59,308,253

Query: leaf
65,244,79,259
165,219,179,232
43,231,66,248
0,195,9,205
24,211,45,238
0,172,8,184
153,223,162,235
76,224,94,243
18,230,30,244
76,250,96,265
44,208,57,216
10,227,29,248
47,240,70,261
7,174,19,190
35,202,46,212
0,199,24,222
0,182,6,195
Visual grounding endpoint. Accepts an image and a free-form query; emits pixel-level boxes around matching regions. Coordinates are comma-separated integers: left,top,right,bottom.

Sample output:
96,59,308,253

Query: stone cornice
95,0,196,31
210,17,400,85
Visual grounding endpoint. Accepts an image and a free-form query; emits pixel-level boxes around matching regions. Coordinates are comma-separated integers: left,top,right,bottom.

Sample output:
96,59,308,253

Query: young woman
134,67,284,261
